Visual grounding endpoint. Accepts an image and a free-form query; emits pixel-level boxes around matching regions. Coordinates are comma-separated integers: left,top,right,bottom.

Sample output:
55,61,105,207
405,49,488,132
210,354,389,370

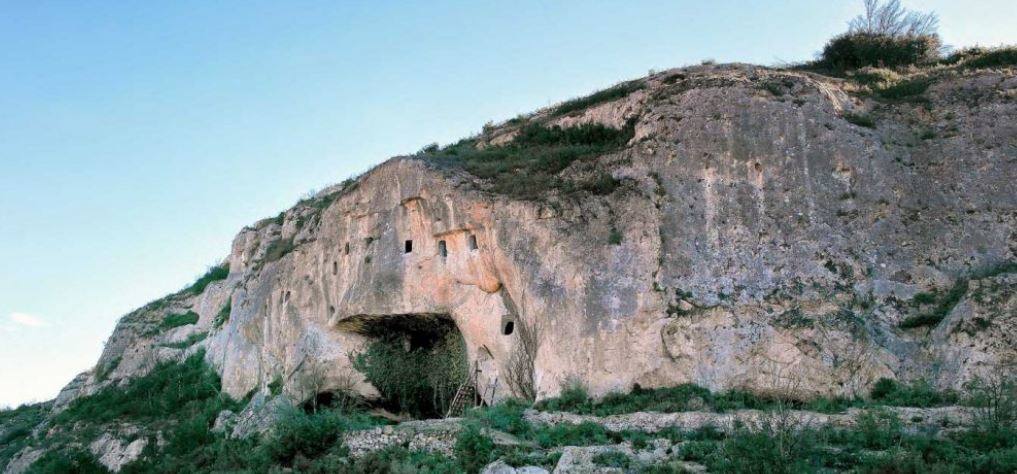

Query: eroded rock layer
62,64,1016,411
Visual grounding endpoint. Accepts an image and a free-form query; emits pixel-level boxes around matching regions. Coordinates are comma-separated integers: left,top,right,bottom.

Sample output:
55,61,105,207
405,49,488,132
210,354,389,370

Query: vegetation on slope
412,0,1014,203
464,378,1016,473
160,310,199,329
5,349,1014,473
552,80,644,117
183,264,229,296
7,1,1016,472
0,403,48,470
420,121,634,200
534,377,964,417
56,351,233,426
798,0,1016,115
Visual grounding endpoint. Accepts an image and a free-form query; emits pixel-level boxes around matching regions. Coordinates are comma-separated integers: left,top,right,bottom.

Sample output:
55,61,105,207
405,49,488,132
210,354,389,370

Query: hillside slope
4,58,1016,473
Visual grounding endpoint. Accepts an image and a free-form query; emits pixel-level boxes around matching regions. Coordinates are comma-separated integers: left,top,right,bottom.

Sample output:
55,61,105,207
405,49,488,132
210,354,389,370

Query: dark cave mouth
337,312,469,418
336,312,458,349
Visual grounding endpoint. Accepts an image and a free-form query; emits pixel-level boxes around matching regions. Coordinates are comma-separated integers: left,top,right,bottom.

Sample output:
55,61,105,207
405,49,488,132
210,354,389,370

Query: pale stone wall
61,64,1016,410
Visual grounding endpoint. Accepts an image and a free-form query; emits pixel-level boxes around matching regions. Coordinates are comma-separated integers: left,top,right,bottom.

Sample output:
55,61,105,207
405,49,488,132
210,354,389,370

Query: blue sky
1,1,1013,407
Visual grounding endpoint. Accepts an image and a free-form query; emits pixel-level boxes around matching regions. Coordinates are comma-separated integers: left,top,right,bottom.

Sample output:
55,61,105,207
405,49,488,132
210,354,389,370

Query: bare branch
848,0,938,37
504,316,540,401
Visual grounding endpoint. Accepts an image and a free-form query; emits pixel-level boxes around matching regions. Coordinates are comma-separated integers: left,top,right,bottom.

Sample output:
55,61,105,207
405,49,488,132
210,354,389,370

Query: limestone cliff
58,62,1016,416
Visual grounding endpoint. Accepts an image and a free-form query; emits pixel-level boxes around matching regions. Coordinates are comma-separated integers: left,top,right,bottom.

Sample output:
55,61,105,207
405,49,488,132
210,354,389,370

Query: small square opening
438,240,447,258
404,240,413,253
468,235,478,251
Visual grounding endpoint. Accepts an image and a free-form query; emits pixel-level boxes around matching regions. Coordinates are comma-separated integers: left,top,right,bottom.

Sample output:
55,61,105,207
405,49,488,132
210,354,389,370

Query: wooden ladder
445,363,480,418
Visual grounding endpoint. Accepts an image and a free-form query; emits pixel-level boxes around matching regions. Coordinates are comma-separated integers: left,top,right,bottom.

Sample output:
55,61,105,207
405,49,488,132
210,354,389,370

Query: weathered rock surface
342,418,464,457
551,440,701,474
228,392,290,439
482,460,550,474
523,406,978,434
89,431,147,472
2,448,44,474
59,63,1017,412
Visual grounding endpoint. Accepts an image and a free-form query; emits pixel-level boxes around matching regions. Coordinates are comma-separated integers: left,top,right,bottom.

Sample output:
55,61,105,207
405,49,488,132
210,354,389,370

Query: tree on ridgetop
848,0,938,37
819,0,942,70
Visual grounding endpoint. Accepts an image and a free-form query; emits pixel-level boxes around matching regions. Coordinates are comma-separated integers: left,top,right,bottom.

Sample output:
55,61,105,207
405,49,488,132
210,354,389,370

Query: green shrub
898,313,945,329
161,311,199,329
354,329,467,418
553,81,644,116
264,238,296,263
679,440,721,462
536,383,857,417
869,378,898,400
422,122,634,200
466,398,532,437
900,278,968,329
268,375,284,396
568,172,620,196
28,448,109,474
213,301,230,329
843,112,876,128
608,228,623,245
643,460,701,473
911,292,937,305
820,33,941,71
868,378,957,407
264,408,348,465
353,445,462,473
947,46,1017,69
160,332,207,349
709,427,819,473
498,448,561,470
532,421,618,448
592,450,631,468
853,410,904,449
538,380,590,413
454,424,495,473
184,264,229,295
595,384,709,414
875,77,931,100
296,190,340,212
95,356,121,382
849,67,902,87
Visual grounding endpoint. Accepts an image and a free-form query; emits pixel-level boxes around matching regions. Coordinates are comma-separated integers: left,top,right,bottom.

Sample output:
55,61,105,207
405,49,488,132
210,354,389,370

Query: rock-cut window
405,240,413,253
438,240,447,258
468,234,478,251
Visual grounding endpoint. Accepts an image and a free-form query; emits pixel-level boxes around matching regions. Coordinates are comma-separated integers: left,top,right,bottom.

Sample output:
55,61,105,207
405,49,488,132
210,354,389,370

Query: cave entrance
337,313,470,419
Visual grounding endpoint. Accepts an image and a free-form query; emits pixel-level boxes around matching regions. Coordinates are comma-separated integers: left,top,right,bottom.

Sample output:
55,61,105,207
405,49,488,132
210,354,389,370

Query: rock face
89,431,148,472
65,63,1016,410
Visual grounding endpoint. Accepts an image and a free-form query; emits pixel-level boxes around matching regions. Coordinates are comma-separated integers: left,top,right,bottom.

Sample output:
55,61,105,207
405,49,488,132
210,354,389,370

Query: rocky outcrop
89,431,147,472
62,62,1016,413
482,460,550,474
523,406,979,435
550,441,698,474
342,419,464,457
2,448,44,474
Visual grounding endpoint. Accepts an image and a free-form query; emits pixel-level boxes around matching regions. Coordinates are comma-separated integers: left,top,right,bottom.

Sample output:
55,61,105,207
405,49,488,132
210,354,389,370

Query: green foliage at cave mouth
354,319,468,418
